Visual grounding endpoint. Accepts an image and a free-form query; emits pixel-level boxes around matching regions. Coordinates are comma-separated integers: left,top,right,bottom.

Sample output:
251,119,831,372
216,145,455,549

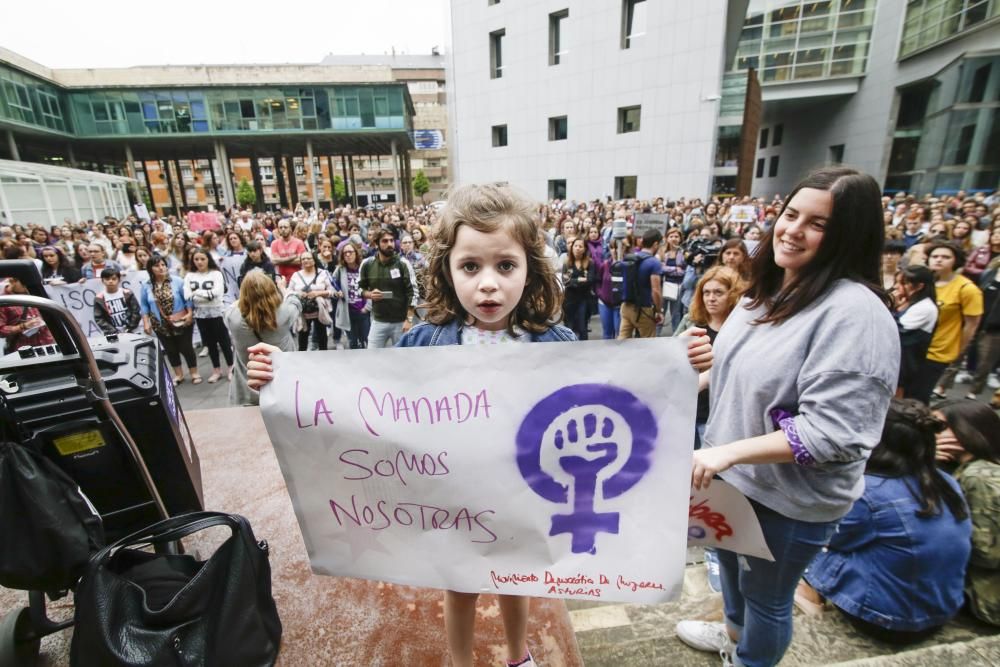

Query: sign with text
44,272,202,345
633,213,670,237
729,205,757,225
263,339,722,602
688,480,773,561
44,271,149,338
187,212,221,232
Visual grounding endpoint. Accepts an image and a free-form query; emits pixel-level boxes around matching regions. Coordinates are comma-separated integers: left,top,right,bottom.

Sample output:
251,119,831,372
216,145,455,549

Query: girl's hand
691,447,734,490
247,342,281,390
680,327,713,371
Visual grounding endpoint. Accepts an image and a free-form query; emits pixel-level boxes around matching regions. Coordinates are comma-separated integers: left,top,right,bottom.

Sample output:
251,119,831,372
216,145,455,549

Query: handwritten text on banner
260,338,769,603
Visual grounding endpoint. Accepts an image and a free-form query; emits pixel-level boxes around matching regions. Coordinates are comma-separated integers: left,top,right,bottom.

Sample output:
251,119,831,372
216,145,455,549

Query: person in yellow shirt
916,242,983,402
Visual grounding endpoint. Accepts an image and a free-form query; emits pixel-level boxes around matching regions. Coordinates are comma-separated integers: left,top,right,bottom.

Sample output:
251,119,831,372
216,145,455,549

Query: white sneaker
676,620,735,655
955,371,973,384
989,374,1000,390
199,347,209,358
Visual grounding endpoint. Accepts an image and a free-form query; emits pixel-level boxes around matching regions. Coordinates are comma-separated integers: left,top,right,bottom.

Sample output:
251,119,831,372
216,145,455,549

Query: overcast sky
2,0,449,68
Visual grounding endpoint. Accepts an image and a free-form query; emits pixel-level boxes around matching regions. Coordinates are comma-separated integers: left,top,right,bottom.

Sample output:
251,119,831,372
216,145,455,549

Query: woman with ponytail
795,399,971,643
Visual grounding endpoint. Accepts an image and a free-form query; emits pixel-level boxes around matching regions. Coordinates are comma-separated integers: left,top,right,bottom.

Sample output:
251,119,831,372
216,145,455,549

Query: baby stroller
0,261,203,665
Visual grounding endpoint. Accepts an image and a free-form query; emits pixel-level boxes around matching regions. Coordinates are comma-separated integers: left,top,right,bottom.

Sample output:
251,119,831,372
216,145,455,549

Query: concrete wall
751,0,1000,196
448,0,736,201
48,64,396,88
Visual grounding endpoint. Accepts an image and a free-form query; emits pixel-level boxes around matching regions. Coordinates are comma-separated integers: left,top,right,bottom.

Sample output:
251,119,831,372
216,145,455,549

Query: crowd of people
1,177,1000,667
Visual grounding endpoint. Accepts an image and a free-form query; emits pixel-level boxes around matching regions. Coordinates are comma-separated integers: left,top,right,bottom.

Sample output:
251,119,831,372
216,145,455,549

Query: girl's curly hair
423,184,562,334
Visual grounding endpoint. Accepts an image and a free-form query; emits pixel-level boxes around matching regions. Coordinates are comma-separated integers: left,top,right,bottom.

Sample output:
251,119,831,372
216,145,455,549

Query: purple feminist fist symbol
516,384,657,555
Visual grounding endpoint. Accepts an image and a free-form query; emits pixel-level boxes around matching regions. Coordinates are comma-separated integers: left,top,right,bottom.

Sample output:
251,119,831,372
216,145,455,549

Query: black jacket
93,289,141,335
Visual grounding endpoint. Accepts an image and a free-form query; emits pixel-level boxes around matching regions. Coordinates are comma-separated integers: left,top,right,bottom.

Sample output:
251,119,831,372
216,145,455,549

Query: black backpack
611,252,650,305
0,440,105,591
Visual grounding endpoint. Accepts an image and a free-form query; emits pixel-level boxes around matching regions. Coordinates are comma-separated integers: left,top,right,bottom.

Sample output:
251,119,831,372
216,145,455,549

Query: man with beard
359,227,416,348
270,219,306,283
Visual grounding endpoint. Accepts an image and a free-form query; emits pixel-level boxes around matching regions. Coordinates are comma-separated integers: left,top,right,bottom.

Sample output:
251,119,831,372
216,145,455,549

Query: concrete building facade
446,0,751,201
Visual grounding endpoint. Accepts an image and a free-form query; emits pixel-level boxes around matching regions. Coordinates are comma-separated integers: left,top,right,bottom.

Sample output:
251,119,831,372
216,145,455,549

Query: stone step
568,560,1000,666
828,635,1000,666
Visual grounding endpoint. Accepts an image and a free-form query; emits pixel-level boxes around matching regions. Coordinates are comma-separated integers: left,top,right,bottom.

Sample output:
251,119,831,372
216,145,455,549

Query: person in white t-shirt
895,265,938,400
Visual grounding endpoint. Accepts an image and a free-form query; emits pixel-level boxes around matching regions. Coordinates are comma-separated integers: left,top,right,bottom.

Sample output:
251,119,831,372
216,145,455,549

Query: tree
330,175,347,204
236,177,256,209
412,169,431,203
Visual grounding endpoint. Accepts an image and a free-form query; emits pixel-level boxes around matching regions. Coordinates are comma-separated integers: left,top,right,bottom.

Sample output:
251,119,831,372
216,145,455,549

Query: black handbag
0,440,105,591
71,511,282,667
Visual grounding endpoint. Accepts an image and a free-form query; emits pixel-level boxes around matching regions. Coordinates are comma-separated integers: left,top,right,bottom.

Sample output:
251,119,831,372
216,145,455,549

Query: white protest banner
633,213,670,237
43,271,203,345
730,205,757,225
260,338,698,603
219,254,246,306
44,271,149,338
688,480,773,561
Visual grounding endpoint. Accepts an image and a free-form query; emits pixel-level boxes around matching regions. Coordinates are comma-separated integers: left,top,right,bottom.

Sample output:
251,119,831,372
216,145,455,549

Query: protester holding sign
678,168,900,667
246,183,714,667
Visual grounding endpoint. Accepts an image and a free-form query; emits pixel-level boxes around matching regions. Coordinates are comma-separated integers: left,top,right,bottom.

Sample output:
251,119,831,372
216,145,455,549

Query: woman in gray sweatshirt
676,167,900,667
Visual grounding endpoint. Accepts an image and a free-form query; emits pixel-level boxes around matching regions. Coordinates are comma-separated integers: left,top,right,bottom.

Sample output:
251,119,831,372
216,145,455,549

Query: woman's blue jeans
717,500,837,667
598,301,621,340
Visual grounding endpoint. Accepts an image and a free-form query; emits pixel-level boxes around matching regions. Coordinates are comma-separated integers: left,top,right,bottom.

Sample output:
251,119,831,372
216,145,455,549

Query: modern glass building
0,49,418,212
714,0,999,197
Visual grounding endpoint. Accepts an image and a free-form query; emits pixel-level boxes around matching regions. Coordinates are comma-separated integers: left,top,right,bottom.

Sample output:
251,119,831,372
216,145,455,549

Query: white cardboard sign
260,338,774,602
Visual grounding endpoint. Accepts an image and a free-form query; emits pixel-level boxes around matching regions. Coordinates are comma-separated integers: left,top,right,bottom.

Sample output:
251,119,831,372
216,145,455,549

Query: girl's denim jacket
397,319,576,347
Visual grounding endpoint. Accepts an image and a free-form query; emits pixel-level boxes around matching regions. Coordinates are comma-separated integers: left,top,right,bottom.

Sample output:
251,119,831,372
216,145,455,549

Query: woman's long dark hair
900,265,936,304
746,167,891,325
868,398,968,520
937,399,1000,464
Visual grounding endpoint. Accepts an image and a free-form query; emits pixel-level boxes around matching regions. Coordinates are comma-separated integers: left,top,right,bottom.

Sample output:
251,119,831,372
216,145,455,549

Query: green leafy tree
330,175,347,204
236,177,256,209
412,169,430,203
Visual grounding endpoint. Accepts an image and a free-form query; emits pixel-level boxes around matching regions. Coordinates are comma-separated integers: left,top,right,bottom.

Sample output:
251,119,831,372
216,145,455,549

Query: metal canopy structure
0,158,133,227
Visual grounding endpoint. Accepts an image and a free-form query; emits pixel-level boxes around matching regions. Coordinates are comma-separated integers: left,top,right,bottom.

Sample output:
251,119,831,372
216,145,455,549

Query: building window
260,165,275,182
614,175,637,199
1,79,36,124
492,124,508,147
621,0,647,49
828,144,845,164
180,165,193,181
490,29,506,79
617,105,641,133
549,9,569,66
773,123,784,146
756,158,766,178
548,115,568,141
548,179,567,200
768,155,780,178
185,187,198,202
759,127,769,149
900,0,1000,58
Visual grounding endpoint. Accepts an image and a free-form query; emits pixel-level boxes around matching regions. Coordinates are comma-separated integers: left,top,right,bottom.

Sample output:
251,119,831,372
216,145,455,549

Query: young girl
245,183,713,667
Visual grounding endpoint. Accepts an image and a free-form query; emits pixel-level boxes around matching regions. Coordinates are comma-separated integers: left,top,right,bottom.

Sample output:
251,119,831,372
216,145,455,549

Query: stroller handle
0,293,171,523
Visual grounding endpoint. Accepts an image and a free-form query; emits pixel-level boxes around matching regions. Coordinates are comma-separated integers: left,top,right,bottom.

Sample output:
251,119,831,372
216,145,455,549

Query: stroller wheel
0,607,40,667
